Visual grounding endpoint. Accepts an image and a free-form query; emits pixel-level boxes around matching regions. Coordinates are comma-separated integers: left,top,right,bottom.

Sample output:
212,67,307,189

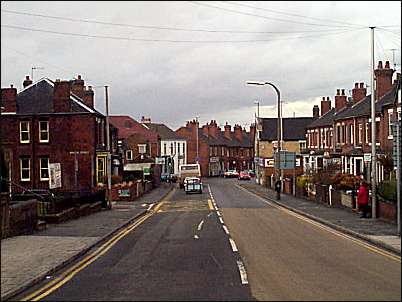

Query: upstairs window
126,150,133,160
20,157,30,181
138,144,147,154
40,157,49,181
20,121,30,143
39,121,49,143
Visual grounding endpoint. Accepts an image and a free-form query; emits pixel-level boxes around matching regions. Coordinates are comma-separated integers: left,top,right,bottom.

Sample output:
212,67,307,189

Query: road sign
364,153,371,163
274,151,295,169
49,163,61,189
143,167,151,176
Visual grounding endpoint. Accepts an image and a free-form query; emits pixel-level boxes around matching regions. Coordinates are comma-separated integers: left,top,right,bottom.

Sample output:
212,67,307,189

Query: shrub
296,175,310,189
331,173,360,191
378,180,397,203
111,175,122,185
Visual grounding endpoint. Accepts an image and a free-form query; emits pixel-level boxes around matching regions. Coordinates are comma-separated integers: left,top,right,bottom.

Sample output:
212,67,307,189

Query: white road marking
147,203,155,211
216,211,221,217
236,260,249,284
194,234,199,239
222,225,230,235
229,238,238,252
197,220,204,231
219,217,224,225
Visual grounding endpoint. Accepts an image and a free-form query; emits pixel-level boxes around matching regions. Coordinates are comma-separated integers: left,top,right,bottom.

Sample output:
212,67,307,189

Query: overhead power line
1,9,354,35
1,24,364,43
187,1,363,29
222,1,367,28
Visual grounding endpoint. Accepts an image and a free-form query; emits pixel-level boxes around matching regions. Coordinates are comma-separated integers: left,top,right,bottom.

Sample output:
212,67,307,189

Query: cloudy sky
1,1,401,130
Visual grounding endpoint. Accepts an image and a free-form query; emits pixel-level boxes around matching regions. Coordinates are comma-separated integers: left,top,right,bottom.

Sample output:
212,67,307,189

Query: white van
178,164,201,188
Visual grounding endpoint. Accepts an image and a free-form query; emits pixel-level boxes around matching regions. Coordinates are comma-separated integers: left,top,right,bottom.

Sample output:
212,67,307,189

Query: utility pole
196,116,199,164
31,67,44,82
105,85,112,209
254,100,260,185
370,26,377,219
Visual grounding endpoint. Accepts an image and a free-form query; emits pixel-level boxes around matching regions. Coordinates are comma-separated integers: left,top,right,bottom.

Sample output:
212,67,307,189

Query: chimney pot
78,75,81,79
341,89,345,95
336,89,340,95
355,83,359,88
10,84,13,88
26,75,30,80
378,61,383,69
326,96,330,101
322,96,325,101
385,61,390,69
360,82,364,88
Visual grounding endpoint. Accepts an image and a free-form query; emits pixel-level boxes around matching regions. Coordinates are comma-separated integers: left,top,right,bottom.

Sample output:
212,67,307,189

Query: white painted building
141,119,187,176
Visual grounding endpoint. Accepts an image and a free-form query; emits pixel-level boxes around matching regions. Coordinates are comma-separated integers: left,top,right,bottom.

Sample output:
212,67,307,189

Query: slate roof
333,81,399,121
259,117,315,141
143,123,184,140
109,115,158,141
16,78,99,115
306,108,336,128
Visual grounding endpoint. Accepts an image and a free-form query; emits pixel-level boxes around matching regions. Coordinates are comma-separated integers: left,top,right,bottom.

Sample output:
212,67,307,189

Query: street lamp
253,100,260,184
195,116,200,164
247,81,282,199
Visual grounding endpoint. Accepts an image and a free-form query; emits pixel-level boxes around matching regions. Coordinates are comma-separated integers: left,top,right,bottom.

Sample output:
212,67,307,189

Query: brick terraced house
304,61,401,182
176,120,254,177
0,75,116,194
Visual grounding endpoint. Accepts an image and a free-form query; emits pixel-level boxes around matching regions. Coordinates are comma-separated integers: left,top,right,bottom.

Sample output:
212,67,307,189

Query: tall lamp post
253,100,260,184
247,81,282,199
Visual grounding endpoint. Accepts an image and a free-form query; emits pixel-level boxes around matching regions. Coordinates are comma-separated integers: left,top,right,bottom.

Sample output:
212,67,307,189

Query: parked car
224,170,239,178
238,171,251,180
248,170,256,177
184,177,203,194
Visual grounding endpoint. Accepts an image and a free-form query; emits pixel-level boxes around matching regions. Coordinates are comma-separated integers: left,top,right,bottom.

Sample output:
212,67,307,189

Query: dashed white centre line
216,211,221,217
236,260,249,284
222,225,230,235
229,238,238,252
219,217,224,225
197,220,204,231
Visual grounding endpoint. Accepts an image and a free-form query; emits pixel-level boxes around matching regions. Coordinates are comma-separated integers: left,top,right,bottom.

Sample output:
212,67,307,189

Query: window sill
20,141,30,144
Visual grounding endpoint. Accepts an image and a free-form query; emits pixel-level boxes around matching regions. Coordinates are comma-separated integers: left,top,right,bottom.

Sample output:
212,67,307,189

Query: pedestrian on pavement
357,181,369,218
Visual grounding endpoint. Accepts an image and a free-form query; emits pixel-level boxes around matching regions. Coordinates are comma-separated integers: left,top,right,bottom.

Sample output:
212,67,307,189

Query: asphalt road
209,177,401,301
24,186,253,301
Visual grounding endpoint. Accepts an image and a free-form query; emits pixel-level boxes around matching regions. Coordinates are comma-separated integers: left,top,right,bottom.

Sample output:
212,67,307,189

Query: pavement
0,183,174,301
238,181,401,255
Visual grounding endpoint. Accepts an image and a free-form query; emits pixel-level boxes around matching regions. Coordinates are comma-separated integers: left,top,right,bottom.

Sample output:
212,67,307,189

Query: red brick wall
1,114,99,193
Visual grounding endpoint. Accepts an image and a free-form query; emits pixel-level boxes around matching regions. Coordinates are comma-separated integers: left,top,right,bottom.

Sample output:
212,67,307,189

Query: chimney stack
375,60,394,100
313,105,319,118
224,123,232,140
249,123,256,141
352,82,367,104
321,96,331,116
208,120,218,138
202,123,209,136
234,124,243,142
53,80,71,112
23,75,33,88
335,89,347,113
1,87,18,113
83,85,94,108
71,75,85,99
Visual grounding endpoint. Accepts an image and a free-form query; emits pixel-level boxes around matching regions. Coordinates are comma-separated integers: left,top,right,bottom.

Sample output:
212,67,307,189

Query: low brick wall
377,198,397,223
7,199,38,237
111,180,153,202
1,193,10,238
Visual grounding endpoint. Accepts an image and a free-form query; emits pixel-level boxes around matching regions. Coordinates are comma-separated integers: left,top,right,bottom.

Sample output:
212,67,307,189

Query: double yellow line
21,200,168,301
